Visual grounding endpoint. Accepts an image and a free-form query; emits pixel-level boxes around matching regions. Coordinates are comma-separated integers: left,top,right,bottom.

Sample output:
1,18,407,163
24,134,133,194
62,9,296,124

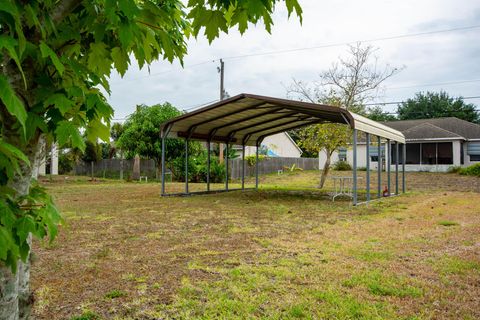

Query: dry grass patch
31,172,480,319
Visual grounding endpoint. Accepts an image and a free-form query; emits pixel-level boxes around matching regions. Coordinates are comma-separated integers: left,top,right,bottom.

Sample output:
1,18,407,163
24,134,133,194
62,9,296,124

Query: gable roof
384,117,480,140
402,123,463,140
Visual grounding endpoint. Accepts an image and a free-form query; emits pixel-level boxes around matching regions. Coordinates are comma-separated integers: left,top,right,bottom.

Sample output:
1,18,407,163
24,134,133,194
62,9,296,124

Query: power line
386,79,480,90
221,24,480,61
110,24,480,83
365,95,480,106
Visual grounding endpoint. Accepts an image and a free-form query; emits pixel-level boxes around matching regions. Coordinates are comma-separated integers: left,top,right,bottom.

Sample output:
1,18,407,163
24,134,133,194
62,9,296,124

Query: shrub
245,154,268,167
459,163,480,177
172,152,226,183
333,161,352,171
58,153,75,174
447,166,462,173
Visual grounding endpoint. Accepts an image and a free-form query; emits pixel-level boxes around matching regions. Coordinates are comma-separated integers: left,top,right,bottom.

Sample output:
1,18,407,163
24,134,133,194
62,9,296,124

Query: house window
471,155,480,161
437,142,453,164
405,143,420,164
338,148,347,161
421,143,436,165
390,143,404,164
370,156,378,162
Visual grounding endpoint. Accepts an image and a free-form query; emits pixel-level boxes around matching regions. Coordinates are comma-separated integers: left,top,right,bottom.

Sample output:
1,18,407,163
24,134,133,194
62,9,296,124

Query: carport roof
160,93,405,146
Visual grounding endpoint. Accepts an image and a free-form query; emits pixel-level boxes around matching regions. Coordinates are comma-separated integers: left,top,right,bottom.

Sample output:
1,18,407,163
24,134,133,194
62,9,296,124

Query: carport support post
161,135,166,195
402,143,406,193
395,142,399,195
185,138,189,194
225,143,229,191
387,139,391,196
377,136,382,198
352,129,358,206
255,142,259,190
242,144,245,190
207,141,211,192
366,133,370,202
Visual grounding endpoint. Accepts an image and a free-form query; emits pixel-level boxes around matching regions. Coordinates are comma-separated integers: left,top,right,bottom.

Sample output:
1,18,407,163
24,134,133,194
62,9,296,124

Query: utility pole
218,59,225,163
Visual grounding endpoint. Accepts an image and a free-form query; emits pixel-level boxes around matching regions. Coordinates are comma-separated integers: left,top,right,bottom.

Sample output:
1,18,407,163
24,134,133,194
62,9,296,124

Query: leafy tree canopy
0,0,302,276
117,103,202,174
367,106,397,122
397,91,479,123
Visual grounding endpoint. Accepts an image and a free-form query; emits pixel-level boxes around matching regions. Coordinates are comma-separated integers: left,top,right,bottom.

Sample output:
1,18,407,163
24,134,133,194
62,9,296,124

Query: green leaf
0,140,29,165
0,226,16,261
285,0,303,21
204,10,228,43
43,93,75,115
0,75,27,131
231,9,249,34
111,47,129,76
118,22,134,48
55,121,86,151
88,42,112,76
86,119,110,142
118,0,139,19
39,41,65,75
15,216,36,243
0,35,27,88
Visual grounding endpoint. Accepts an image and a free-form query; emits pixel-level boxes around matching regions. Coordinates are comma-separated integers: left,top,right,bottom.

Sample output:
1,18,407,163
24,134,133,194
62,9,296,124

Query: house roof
402,123,464,140
160,93,405,146
384,117,480,141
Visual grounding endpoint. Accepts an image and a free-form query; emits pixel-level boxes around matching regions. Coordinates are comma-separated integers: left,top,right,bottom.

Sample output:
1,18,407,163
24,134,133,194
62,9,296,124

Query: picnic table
331,176,362,201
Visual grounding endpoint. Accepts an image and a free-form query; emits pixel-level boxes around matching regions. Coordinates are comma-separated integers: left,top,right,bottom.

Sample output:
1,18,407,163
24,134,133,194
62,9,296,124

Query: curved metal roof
160,93,405,145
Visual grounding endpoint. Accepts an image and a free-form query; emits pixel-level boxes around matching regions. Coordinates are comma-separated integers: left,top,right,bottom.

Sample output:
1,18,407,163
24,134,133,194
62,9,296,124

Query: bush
333,161,352,171
447,166,462,173
458,163,480,177
58,153,75,174
171,152,226,183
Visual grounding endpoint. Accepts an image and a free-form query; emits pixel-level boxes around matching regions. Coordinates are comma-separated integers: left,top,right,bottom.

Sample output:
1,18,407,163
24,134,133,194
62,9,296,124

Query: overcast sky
107,0,480,120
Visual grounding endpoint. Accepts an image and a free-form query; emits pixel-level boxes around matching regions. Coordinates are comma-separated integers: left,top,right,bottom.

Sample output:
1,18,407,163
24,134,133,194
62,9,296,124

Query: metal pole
387,139,391,196
395,141,399,195
255,142,259,190
161,136,166,195
207,141,211,192
366,133,370,202
225,142,229,191
377,136,381,198
353,129,358,205
242,144,245,190
402,143,406,193
185,138,189,194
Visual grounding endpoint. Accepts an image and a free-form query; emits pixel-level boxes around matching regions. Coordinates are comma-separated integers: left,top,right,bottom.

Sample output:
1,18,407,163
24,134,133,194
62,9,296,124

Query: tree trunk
0,134,45,320
319,151,332,189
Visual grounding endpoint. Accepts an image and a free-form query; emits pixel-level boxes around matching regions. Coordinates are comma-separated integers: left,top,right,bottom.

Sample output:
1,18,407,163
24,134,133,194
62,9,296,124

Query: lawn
31,171,480,319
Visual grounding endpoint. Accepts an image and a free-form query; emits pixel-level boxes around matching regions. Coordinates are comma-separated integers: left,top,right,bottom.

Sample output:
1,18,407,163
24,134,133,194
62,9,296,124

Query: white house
239,132,302,158
38,143,59,176
319,117,480,172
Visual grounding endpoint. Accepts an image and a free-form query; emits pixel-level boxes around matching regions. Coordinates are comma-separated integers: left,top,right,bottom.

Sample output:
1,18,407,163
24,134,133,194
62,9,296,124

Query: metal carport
159,93,406,205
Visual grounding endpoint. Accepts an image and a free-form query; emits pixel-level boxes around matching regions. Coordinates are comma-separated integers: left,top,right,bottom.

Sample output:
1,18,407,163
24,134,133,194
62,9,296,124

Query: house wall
464,141,480,166
244,132,302,158
319,140,463,172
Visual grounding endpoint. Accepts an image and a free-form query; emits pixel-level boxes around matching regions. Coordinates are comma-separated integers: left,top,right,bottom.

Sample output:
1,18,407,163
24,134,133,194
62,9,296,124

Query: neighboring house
37,143,59,176
239,132,302,158
319,117,480,172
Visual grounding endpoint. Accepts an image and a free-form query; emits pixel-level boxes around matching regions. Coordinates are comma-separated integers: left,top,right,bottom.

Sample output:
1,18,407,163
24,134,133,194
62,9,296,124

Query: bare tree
287,43,403,188
288,42,403,113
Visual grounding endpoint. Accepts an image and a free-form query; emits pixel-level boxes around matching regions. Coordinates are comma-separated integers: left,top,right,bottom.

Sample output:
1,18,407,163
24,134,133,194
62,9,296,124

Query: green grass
104,289,126,299
70,311,101,320
434,256,480,275
343,270,423,298
438,220,459,227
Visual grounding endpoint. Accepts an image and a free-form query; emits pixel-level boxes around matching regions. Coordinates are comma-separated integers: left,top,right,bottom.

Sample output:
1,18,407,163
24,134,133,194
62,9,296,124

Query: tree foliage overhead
367,105,397,122
0,0,302,277
397,91,479,123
